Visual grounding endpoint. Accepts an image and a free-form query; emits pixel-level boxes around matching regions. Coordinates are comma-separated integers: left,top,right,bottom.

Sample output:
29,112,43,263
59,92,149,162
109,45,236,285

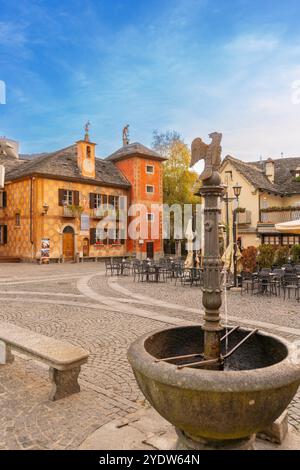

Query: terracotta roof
5,145,131,188
222,155,300,195
106,142,166,162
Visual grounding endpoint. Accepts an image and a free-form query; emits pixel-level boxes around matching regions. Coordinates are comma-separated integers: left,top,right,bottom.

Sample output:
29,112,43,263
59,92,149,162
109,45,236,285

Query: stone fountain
128,133,300,450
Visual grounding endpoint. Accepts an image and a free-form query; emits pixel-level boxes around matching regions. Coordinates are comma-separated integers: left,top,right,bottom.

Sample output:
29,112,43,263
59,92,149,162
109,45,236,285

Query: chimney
265,158,275,184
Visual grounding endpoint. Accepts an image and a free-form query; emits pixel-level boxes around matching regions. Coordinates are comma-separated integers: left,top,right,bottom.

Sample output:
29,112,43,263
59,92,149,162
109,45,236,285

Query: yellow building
0,133,166,262
220,155,300,249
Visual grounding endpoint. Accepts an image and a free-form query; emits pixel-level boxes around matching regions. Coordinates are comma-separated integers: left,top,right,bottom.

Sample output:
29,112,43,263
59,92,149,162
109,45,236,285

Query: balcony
260,208,300,224
62,207,76,218
237,210,251,225
92,208,121,220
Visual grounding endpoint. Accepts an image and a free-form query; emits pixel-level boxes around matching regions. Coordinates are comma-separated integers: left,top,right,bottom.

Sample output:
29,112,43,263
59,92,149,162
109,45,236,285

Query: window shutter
58,189,64,206
90,193,95,209
108,195,114,207
119,196,126,210
3,191,7,208
103,194,107,207
74,191,80,206
3,225,7,244
90,228,96,245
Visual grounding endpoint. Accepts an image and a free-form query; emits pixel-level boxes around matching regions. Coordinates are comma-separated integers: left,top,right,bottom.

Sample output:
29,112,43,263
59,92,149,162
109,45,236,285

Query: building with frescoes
0,131,165,262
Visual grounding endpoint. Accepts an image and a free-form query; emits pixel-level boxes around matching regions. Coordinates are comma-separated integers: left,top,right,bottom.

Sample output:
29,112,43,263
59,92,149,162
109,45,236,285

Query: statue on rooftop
191,132,222,181
84,121,90,141
122,124,130,146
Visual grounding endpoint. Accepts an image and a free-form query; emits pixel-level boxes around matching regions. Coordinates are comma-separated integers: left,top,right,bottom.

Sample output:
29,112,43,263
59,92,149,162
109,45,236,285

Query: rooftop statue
122,124,130,146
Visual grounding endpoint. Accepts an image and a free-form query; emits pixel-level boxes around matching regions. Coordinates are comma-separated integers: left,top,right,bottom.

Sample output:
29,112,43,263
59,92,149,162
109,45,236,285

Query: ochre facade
0,137,165,262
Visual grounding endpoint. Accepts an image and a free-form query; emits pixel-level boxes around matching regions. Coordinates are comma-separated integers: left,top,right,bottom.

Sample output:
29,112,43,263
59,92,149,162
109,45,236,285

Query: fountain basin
128,326,300,443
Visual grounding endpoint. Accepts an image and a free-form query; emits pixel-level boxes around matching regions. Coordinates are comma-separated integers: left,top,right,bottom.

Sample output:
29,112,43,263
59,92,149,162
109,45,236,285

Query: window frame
63,190,74,206
146,165,154,175
146,185,154,194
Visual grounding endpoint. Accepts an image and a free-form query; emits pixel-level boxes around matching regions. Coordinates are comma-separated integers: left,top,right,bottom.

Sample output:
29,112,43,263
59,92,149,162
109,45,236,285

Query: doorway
83,237,89,257
146,241,154,259
63,226,75,261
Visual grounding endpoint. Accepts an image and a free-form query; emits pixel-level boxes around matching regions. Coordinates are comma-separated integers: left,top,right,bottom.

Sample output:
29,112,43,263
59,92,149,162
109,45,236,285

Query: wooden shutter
2,191,7,208
74,191,80,206
103,194,107,207
90,193,95,209
90,228,96,245
3,225,7,244
58,189,64,206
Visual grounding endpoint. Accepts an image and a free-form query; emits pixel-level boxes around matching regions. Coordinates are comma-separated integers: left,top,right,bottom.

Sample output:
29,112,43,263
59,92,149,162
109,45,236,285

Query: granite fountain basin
128,325,300,444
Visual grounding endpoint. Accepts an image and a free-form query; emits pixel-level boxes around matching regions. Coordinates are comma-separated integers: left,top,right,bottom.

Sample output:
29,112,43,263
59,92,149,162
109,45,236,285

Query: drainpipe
30,177,34,258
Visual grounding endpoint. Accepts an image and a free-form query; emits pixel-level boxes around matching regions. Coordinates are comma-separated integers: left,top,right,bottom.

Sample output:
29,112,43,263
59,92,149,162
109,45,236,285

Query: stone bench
0,321,89,401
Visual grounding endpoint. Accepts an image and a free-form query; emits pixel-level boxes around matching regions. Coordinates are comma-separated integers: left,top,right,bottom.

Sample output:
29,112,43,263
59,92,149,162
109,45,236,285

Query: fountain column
198,171,224,361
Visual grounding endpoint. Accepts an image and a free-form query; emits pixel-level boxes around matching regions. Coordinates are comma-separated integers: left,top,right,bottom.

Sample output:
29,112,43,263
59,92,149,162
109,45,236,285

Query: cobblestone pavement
0,262,299,449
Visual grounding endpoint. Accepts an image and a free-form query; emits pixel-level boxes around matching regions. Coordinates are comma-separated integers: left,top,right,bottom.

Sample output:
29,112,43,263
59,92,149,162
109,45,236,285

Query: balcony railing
63,207,76,218
92,208,121,220
260,209,300,224
237,210,251,225
92,208,105,219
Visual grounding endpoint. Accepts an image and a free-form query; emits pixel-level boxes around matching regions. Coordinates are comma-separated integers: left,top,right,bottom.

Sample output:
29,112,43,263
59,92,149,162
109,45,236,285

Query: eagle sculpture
191,132,222,181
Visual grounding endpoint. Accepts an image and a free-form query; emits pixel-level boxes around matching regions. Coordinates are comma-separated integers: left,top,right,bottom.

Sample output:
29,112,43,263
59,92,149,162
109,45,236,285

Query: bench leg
0,341,14,365
49,366,81,401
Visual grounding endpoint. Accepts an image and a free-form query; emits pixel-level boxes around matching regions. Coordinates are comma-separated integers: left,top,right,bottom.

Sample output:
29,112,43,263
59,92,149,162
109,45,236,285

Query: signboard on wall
81,214,90,231
41,238,50,258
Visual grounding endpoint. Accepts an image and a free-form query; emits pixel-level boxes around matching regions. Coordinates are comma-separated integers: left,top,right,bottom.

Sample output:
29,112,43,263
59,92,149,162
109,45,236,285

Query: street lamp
232,183,242,287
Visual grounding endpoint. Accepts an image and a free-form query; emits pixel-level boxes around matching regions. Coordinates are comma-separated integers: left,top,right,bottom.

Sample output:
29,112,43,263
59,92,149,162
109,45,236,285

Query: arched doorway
63,226,75,261
83,237,89,257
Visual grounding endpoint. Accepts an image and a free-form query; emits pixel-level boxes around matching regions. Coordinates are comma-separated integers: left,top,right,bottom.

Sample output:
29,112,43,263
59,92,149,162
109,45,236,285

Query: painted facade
220,155,300,249
0,136,165,262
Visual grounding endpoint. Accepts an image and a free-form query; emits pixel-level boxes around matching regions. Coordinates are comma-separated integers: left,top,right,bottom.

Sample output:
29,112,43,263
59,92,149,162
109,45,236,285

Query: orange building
0,133,166,262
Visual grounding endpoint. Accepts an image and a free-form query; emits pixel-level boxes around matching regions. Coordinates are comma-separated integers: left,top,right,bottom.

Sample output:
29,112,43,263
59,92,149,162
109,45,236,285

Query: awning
275,219,300,234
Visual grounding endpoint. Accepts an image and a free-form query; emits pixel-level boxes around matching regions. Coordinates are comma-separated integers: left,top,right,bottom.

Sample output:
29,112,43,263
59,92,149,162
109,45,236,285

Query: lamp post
232,183,242,287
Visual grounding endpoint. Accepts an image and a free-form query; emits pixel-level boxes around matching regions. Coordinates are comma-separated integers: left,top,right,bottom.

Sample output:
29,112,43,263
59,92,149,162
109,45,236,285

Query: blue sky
1,0,300,160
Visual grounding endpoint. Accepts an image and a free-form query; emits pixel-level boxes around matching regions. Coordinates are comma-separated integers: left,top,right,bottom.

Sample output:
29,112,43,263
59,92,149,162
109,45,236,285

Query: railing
260,209,300,224
63,207,76,217
237,210,251,225
93,208,105,218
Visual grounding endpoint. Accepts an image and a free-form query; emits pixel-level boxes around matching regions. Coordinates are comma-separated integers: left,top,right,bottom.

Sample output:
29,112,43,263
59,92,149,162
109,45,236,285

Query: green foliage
294,176,300,182
67,205,83,216
273,246,290,266
291,244,300,263
152,130,199,206
257,244,276,268
261,206,300,212
241,246,258,272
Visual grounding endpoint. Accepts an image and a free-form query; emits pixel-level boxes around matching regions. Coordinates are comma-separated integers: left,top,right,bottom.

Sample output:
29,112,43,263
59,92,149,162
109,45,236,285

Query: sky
1,0,300,161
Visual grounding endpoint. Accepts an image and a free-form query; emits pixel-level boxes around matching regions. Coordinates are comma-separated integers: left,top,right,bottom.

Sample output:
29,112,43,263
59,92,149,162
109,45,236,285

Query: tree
152,131,200,255
152,130,199,206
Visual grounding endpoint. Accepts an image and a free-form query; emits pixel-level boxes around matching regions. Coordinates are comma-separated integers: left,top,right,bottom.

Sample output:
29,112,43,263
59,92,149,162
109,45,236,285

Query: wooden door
83,238,89,257
146,242,154,259
63,233,74,260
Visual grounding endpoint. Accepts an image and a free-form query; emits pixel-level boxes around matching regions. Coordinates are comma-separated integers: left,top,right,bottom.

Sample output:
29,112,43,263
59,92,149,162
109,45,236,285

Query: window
147,213,154,222
86,146,91,158
108,195,119,209
146,165,154,174
225,171,232,182
95,194,102,208
15,213,20,227
0,225,7,244
63,190,73,206
146,185,154,194
0,191,6,208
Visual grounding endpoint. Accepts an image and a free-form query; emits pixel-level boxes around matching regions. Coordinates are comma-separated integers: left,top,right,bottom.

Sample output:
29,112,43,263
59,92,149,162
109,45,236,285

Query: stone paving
0,262,299,449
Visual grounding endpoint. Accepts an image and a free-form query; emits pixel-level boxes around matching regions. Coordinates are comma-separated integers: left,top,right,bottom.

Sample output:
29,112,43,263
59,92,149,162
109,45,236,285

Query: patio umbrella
275,219,300,234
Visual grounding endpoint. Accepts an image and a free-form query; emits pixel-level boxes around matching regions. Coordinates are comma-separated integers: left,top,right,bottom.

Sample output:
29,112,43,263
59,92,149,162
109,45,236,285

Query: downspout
30,177,34,258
